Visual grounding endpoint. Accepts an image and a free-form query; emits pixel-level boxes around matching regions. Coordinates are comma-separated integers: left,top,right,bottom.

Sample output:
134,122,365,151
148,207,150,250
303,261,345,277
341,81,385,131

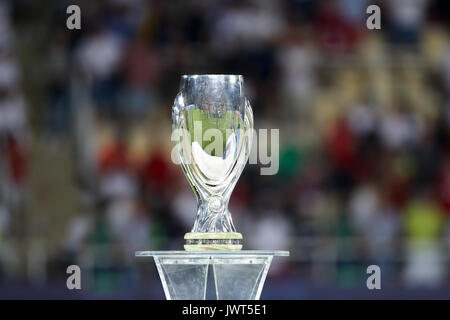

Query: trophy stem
186,195,243,251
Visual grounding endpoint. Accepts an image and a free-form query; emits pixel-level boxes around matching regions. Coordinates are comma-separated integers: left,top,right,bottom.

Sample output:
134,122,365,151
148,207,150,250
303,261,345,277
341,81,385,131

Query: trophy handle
172,92,184,131
244,97,254,157
172,92,203,200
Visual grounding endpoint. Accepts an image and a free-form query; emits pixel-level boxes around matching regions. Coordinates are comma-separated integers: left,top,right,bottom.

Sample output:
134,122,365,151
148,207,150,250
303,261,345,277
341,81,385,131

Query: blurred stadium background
0,0,449,299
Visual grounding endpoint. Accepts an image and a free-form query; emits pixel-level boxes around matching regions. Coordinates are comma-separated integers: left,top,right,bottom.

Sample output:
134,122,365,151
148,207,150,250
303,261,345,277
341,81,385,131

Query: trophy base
184,232,243,251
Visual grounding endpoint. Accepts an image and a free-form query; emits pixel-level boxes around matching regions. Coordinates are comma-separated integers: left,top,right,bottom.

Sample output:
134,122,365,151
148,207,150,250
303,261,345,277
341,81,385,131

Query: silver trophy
135,74,288,300
172,74,253,250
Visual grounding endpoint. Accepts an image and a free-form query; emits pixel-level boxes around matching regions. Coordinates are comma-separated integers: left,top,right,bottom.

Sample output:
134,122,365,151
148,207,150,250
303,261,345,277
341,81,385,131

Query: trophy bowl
171,74,253,250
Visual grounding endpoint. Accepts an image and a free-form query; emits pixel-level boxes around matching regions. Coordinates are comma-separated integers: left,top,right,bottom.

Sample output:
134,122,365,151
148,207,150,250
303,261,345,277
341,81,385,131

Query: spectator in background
119,36,161,117
211,1,284,54
278,23,318,112
46,31,71,137
247,207,292,275
435,155,450,214
404,189,445,287
378,105,422,151
336,0,370,28
172,185,198,231
0,7,28,239
75,25,125,114
315,0,362,53
0,2,13,54
349,183,379,236
387,0,430,48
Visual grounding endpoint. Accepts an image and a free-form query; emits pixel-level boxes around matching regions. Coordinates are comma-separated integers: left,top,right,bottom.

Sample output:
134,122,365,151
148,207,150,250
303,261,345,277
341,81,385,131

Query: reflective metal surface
172,74,254,233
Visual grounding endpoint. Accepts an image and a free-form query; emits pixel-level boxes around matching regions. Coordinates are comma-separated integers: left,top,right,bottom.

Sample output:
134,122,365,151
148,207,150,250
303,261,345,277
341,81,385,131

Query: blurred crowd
0,1,28,256
1,0,450,297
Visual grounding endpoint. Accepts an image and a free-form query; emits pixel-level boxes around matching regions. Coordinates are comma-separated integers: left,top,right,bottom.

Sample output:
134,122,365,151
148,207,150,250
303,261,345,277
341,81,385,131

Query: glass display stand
136,250,289,300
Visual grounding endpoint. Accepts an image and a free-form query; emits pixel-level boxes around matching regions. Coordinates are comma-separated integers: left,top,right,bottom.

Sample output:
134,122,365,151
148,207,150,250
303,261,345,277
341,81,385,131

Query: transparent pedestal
136,250,289,300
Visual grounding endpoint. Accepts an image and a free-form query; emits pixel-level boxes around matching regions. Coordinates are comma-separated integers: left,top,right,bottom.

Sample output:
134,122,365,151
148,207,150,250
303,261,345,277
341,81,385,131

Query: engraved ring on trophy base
184,232,243,251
